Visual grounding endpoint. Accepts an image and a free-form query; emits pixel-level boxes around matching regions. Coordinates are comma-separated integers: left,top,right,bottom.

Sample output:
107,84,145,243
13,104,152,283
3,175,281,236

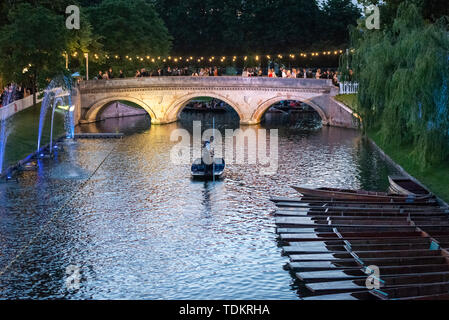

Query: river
0,110,399,299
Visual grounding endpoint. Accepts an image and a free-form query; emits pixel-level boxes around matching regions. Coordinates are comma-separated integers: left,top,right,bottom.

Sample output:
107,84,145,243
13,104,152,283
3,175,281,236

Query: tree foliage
0,3,67,94
348,2,449,167
88,0,172,57
357,0,449,26
321,0,361,46
155,0,360,55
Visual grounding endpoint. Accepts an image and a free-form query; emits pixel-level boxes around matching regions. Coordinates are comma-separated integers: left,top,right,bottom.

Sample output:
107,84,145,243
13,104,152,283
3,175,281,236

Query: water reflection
0,111,398,299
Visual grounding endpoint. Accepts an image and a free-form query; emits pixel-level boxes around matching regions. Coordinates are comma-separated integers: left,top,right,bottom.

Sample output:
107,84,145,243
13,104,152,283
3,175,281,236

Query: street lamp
84,52,89,80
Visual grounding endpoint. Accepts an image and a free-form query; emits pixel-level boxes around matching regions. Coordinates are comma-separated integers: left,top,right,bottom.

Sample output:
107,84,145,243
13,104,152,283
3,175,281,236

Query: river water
0,110,399,299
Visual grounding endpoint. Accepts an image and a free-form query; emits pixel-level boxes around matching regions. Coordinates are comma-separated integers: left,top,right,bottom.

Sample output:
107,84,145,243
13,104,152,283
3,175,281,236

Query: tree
321,0,361,46
243,0,323,54
346,2,449,167
0,3,68,104
66,9,103,67
156,0,326,56
357,0,449,26
87,0,172,58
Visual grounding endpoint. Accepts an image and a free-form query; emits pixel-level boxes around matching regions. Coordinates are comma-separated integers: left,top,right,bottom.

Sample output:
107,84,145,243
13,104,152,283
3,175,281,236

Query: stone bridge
75,77,357,128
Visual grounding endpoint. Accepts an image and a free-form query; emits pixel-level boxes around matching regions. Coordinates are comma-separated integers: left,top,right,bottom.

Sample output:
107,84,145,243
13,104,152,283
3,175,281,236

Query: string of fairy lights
68,49,351,64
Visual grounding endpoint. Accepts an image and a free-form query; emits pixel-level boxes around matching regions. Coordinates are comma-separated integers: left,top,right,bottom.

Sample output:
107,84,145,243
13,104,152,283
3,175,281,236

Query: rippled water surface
0,111,398,299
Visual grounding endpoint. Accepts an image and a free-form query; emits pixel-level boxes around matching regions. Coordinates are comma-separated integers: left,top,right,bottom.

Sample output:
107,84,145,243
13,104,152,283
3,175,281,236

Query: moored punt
292,186,433,202
305,272,449,294
272,196,440,206
389,176,432,196
273,201,445,211
303,282,449,300
272,185,449,300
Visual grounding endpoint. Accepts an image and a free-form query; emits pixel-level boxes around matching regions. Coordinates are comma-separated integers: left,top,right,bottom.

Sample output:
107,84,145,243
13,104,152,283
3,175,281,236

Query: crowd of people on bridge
91,65,344,87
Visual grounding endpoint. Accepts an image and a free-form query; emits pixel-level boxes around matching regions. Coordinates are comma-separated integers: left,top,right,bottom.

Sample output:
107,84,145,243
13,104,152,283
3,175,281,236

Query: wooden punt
275,217,449,229
292,197,438,205
275,202,445,212
275,212,449,221
272,185,449,300
191,157,225,179
284,242,436,255
270,196,440,207
276,202,442,213
306,272,449,294
292,186,433,202
296,264,449,282
303,291,376,300
286,249,442,259
389,176,431,196
279,231,426,240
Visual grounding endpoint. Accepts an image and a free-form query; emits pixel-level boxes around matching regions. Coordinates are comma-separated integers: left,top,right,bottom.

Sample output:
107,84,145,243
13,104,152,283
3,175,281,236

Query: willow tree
346,2,449,168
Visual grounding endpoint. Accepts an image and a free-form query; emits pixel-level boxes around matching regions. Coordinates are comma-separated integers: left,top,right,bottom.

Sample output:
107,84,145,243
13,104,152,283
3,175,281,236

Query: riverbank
335,94,449,203
1,103,65,172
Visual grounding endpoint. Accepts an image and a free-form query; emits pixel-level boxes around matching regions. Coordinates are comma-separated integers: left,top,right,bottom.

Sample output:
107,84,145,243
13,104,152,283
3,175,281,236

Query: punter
201,137,215,175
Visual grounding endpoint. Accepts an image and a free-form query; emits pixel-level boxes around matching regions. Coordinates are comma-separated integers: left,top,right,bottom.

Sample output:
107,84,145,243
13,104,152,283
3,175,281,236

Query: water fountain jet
37,76,75,154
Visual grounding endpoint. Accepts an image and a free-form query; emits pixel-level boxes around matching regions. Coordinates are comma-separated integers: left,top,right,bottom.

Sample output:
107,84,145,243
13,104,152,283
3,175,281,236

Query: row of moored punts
272,176,449,300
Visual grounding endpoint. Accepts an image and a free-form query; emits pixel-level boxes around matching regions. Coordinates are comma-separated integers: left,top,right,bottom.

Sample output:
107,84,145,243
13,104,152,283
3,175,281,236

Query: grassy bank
2,103,65,171
337,94,449,203
335,94,358,111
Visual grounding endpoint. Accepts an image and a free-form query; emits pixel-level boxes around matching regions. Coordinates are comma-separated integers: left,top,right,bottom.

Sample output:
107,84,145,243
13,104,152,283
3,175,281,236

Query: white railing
339,82,358,94
0,94,43,120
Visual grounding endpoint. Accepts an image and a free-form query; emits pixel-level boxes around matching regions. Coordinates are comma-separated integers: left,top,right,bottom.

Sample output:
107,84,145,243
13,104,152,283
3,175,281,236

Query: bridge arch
84,96,157,123
165,92,244,122
251,95,329,125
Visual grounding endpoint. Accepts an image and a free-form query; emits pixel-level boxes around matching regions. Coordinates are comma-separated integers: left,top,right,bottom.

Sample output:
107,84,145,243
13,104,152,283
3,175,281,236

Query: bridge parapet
79,76,333,92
